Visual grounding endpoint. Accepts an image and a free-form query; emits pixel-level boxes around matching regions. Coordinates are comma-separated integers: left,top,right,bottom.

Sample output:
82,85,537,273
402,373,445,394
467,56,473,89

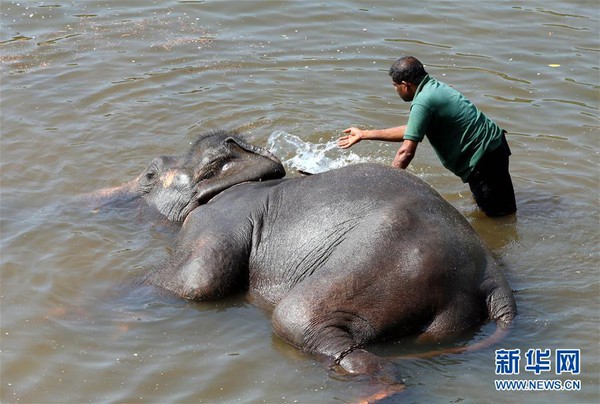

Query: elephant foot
336,348,398,380
328,348,405,402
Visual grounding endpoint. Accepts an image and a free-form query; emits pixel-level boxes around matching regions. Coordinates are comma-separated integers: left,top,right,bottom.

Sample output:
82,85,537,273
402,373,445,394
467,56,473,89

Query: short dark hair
388,56,428,85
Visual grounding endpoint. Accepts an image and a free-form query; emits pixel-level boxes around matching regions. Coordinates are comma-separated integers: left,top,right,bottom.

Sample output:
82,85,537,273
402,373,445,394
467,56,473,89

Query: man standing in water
337,56,516,217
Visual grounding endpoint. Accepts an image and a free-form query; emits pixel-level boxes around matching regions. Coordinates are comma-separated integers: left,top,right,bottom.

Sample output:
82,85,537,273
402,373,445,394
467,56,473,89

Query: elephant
89,129,516,394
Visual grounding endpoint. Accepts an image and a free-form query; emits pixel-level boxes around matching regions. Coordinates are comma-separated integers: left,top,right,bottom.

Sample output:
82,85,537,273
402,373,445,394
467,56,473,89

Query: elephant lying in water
89,129,516,390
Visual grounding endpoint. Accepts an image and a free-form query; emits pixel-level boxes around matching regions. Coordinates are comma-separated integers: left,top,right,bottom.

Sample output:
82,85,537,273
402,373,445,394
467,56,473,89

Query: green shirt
403,75,504,182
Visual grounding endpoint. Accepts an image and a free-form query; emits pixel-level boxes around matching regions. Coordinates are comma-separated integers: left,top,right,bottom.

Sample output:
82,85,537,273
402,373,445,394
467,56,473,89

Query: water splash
267,130,380,174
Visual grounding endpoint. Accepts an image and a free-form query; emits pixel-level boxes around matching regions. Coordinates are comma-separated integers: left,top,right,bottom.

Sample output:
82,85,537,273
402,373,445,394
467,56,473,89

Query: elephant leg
271,272,401,385
146,205,253,300
148,236,247,300
416,290,485,343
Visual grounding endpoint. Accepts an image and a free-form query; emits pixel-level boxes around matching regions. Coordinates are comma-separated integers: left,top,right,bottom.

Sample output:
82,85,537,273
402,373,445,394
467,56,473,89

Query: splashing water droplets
267,131,371,175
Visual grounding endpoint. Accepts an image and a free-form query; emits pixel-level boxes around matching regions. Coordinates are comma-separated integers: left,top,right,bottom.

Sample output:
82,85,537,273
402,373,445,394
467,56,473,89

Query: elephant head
87,130,286,222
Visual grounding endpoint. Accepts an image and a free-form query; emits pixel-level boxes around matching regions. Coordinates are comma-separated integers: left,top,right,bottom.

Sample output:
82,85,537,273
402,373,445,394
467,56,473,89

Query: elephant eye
142,157,164,186
140,169,159,193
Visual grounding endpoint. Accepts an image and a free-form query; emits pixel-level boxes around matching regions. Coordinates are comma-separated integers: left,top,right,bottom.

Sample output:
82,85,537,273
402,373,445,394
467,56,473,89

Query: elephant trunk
81,178,140,211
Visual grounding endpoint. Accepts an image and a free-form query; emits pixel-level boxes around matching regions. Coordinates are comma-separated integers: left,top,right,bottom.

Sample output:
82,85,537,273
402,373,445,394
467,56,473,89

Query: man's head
389,56,428,102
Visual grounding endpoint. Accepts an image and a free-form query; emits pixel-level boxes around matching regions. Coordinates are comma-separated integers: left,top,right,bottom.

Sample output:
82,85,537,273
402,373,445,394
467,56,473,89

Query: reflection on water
1,1,598,403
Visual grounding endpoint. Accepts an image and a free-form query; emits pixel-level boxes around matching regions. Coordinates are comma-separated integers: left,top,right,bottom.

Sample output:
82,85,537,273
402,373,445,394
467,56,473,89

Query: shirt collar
413,74,431,100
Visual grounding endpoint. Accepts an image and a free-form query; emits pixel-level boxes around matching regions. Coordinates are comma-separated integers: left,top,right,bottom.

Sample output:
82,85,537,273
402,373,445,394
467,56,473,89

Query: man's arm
337,125,406,149
392,139,418,169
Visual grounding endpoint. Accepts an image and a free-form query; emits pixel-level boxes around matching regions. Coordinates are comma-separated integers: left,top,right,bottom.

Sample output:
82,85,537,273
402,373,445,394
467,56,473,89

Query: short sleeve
403,103,432,143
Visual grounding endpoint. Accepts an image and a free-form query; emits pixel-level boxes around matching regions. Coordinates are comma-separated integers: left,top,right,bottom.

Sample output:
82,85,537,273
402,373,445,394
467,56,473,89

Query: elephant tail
481,259,517,329
398,324,511,360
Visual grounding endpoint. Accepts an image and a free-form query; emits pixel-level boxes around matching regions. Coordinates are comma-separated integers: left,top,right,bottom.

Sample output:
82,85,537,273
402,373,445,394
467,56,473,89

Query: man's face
393,81,414,102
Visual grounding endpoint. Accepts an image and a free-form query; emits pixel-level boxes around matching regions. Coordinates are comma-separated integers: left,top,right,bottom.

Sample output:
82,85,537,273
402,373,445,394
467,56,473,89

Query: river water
1,1,598,403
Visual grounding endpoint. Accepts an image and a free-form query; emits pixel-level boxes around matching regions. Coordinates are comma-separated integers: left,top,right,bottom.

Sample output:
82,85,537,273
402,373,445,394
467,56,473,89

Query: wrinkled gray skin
91,130,516,388
86,130,286,222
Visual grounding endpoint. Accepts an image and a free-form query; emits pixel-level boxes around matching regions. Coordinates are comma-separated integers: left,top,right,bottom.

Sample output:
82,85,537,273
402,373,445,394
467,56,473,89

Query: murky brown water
1,1,598,403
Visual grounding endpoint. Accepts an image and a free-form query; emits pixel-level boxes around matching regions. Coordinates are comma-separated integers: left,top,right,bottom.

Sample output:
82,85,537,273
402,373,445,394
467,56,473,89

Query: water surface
1,1,598,403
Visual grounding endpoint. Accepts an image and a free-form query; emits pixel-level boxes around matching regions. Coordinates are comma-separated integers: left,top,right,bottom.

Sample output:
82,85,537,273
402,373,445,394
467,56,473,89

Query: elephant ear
195,135,286,204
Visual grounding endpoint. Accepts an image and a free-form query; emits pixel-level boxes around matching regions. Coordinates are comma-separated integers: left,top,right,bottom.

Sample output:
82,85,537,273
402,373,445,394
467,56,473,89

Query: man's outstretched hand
337,127,363,149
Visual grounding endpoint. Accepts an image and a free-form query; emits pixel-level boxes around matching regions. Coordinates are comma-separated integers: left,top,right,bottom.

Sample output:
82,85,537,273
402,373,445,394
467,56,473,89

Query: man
337,56,516,217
